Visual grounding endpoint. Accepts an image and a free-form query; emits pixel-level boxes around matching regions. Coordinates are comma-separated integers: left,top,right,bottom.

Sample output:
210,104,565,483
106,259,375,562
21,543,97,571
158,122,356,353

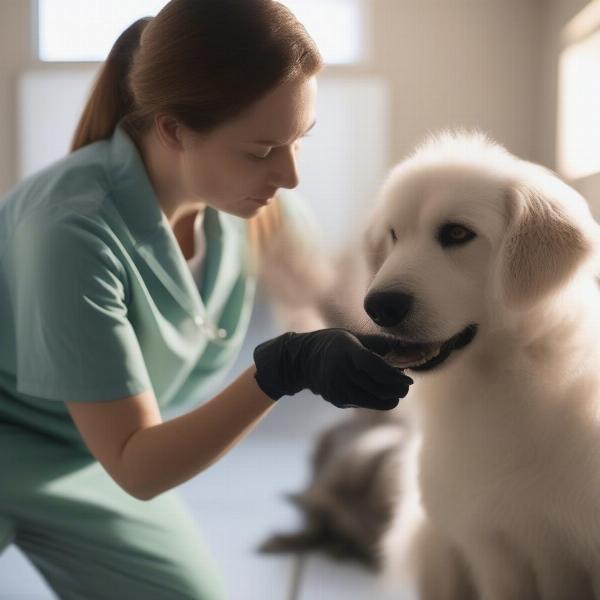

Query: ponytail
70,17,151,153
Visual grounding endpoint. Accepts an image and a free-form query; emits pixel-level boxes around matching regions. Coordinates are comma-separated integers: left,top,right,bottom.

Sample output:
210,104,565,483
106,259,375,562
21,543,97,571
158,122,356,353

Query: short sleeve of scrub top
8,212,152,402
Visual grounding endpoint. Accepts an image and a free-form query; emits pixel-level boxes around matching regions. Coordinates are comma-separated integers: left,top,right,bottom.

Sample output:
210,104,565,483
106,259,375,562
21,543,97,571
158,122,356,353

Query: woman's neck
136,127,206,224
171,208,203,259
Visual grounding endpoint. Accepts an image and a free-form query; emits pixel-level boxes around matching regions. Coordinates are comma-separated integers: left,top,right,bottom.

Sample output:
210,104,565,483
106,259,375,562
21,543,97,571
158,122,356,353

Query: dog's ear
495,184,594,310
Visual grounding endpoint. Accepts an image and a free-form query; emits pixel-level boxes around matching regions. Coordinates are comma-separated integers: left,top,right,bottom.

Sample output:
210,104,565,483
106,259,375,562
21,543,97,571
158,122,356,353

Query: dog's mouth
382,324,478,372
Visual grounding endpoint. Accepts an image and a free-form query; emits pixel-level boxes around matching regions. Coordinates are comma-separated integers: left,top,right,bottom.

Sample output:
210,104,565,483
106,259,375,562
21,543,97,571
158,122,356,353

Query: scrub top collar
106,121,225,324
107,122,165,236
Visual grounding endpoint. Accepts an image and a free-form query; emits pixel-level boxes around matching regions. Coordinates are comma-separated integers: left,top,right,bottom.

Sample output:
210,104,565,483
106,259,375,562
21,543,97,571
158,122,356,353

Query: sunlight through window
557,1,600,179
37,0,365,65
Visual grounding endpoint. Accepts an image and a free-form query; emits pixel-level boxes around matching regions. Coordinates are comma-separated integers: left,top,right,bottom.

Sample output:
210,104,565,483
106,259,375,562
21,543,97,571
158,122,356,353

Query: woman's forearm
121,364,277,500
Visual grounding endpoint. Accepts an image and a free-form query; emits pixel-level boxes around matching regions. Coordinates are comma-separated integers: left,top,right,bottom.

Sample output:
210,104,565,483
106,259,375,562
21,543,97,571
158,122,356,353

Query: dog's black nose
364,291,413,327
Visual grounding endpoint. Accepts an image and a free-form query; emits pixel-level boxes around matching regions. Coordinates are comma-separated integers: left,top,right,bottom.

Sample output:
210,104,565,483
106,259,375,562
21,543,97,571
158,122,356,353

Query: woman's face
178,75,317,218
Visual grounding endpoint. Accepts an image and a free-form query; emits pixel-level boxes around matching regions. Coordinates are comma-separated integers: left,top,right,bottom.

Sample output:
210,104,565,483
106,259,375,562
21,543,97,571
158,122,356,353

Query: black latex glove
253,328,414,410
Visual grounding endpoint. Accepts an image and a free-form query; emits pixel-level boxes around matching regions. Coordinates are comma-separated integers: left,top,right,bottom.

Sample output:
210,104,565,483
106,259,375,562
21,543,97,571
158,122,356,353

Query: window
37,0,168,62
36,0,365,65
557,0,600,179
283,0,365,65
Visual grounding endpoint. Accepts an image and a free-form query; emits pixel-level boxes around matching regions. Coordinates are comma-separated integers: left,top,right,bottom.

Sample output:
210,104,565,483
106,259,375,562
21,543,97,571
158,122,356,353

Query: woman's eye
437,223,476,247
247,149,272,160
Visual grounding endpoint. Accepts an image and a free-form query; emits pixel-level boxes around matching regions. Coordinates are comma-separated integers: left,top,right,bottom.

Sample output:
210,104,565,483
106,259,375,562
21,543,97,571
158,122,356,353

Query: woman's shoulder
0,141,114,249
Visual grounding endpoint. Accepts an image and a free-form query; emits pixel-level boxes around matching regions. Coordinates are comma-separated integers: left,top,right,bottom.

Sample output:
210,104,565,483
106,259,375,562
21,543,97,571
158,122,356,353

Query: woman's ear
494,184,593,310
154,113,185,152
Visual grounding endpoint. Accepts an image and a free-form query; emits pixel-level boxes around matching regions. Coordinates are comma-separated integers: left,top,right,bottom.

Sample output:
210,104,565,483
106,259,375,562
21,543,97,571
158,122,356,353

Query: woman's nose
270,146,299,189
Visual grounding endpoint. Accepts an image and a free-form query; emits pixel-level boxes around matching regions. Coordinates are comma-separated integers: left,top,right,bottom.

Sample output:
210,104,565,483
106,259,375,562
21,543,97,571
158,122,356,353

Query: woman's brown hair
70,0,323,272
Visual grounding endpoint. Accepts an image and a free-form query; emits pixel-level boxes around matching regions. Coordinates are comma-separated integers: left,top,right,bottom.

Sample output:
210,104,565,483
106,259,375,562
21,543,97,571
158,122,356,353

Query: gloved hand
253,328,413,410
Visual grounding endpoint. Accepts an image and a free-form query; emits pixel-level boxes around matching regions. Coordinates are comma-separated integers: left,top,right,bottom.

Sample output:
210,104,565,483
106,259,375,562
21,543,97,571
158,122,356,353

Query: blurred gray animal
257,409,411,569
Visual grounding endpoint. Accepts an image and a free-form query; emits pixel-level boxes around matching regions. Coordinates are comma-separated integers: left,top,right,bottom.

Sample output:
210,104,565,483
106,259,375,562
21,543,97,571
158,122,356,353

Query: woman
0,1,413,597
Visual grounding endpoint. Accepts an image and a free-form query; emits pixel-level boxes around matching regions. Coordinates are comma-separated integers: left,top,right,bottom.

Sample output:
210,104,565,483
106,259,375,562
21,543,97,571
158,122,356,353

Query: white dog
358,130,600,600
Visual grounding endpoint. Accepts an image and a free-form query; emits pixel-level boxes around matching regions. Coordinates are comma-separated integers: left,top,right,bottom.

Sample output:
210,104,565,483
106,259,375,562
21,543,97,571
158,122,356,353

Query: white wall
0,0,31,195
369,0,542,165
17,68,98,176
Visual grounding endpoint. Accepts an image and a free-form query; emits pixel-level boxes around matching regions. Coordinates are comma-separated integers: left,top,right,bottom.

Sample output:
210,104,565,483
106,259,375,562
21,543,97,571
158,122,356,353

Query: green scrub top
0,122,318,450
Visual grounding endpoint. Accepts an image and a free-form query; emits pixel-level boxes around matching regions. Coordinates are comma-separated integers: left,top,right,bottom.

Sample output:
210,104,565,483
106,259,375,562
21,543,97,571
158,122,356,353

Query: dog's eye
437,223,476,247
389,228,397,244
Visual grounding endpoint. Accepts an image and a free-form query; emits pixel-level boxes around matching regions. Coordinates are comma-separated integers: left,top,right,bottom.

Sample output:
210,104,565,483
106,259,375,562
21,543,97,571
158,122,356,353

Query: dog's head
360,129,600,372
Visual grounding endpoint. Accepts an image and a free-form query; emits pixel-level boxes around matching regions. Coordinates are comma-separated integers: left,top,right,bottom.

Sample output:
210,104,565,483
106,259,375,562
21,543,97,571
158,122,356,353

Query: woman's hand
253,328,413,410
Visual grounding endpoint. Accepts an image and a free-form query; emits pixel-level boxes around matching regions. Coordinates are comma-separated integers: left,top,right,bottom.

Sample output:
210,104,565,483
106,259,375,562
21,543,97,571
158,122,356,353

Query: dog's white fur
363,130,600,599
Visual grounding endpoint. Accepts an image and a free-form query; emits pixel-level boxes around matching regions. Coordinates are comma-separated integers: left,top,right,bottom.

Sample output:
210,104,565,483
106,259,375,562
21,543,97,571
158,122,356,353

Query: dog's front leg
531,549,595,600
462,534,540,600
379,436,477,600
587,564,600,600
409,519,477,600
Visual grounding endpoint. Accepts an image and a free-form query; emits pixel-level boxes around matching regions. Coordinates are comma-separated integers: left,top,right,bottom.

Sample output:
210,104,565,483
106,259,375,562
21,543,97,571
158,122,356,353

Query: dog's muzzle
363,291,478,371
